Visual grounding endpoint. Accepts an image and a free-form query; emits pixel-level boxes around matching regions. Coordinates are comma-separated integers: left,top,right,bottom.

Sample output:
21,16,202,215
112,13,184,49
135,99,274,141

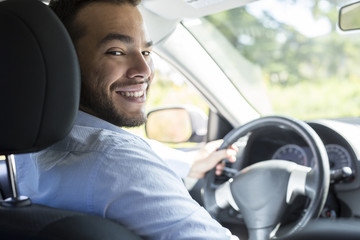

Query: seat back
0,0,141,239
0,0,79,155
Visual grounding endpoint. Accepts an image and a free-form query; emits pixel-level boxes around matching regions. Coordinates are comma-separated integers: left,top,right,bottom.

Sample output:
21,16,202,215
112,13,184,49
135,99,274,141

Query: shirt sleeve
91,141,235,240
145,138,193,178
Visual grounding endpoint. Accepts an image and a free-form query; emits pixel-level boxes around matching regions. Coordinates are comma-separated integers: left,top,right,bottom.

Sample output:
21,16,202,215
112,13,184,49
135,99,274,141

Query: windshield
183,0,360,120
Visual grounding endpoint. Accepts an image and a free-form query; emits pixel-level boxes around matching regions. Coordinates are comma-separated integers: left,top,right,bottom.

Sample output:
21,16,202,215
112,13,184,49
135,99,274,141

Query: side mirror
339,1,360,31
145,106,208,143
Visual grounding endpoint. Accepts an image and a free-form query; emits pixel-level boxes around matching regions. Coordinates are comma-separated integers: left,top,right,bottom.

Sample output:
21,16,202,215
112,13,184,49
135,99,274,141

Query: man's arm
92,142,238,240
147,138,238,179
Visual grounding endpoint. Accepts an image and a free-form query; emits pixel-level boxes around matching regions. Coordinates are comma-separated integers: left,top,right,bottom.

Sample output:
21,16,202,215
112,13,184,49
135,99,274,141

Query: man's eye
142,51,151,56
107,51,124,56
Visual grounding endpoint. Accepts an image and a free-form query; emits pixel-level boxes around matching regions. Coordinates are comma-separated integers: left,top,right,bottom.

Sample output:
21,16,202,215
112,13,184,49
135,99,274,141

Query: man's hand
187,140,238,179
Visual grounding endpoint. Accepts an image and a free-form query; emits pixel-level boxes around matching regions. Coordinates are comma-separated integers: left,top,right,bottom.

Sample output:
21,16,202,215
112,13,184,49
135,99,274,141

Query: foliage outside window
188,0,360,120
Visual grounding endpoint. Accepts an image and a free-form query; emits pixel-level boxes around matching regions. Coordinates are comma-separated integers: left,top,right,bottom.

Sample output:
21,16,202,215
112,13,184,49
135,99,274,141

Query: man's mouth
114,82,148,102
119,90,145,98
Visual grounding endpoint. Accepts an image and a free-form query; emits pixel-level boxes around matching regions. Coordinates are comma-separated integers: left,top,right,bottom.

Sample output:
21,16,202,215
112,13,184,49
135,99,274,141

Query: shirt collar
75,110,124,133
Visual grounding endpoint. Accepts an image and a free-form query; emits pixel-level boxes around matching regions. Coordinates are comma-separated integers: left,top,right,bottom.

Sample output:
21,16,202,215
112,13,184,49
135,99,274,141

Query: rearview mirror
339,1,360,31
145,106,208,143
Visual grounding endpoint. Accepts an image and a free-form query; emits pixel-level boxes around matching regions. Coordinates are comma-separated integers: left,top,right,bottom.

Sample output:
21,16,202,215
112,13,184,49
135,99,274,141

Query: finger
229,144,239,152
205,150,235,173
215,168,223,175
204,139,224,152
216,162,225,170
215,163,225,175
208,149,231,166
225,149,237,163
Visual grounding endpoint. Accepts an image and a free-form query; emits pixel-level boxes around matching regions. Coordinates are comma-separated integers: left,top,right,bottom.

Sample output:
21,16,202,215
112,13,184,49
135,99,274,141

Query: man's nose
127,53,152,80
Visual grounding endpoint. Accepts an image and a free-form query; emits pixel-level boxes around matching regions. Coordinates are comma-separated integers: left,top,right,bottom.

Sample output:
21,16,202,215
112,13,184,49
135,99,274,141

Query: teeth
121,90,144,98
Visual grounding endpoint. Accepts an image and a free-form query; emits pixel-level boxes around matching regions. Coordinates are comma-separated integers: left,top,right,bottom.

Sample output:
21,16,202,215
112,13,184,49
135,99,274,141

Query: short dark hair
49,0,141,43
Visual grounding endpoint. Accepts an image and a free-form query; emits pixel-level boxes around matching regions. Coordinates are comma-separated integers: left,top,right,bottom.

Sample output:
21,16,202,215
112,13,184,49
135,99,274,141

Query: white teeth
121,90,144,98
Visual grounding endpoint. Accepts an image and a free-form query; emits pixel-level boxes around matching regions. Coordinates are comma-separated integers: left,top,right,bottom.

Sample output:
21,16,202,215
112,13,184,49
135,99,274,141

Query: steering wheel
203,116,330,240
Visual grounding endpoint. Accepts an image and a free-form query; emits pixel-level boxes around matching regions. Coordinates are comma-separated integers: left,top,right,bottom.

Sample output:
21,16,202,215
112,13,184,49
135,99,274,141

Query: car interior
2,0,360,239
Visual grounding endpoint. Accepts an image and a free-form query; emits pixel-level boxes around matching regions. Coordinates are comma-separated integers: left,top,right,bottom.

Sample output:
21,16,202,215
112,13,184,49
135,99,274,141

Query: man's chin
120,117,146,128
80,100,146,127
109,111,146,128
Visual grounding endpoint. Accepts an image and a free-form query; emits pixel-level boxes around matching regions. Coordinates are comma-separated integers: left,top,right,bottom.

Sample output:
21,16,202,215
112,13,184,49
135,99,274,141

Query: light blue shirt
16,111,235,240
146,138,193,178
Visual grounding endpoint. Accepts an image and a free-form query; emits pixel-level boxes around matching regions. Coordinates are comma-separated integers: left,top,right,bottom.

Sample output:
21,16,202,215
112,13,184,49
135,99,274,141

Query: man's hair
49,0,141,43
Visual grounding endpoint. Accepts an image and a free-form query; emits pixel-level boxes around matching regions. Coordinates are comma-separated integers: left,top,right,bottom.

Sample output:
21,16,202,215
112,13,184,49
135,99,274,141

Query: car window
148,54,209,114
183,0,360,120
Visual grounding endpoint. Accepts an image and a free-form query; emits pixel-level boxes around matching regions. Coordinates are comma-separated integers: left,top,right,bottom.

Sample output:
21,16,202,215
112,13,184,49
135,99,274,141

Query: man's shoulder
59,124,152,154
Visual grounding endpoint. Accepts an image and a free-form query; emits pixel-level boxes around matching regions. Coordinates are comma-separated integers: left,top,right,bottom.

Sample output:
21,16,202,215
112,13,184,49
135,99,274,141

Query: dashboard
212,117,360,225
271,143,353,172
232,118,360,191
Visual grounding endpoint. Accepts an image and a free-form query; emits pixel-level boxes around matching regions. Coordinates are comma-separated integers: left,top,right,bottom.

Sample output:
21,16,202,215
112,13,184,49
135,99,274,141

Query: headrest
0,0,80,155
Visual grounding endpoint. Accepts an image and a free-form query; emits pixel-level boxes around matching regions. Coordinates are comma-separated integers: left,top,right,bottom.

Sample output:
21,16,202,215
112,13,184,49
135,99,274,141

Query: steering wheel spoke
286,165,311,204
215,180,240,211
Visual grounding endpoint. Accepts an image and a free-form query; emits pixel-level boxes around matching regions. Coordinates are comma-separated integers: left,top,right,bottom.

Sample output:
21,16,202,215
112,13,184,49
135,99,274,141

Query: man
16,0,238,239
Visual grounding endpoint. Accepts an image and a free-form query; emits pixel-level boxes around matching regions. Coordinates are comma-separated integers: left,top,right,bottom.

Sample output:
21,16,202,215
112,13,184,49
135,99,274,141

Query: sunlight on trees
205,0,360,120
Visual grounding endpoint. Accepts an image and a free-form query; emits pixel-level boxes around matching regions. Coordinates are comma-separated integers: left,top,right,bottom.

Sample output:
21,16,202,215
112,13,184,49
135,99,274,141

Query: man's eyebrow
100,33,133,45
100,33,153,48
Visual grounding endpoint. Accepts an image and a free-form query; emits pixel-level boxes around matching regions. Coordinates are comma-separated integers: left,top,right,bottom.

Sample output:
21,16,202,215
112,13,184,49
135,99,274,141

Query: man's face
74,2,154,127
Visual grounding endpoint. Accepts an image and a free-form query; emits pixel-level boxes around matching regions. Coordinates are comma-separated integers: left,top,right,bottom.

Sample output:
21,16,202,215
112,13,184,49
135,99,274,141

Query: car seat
0,0,141,239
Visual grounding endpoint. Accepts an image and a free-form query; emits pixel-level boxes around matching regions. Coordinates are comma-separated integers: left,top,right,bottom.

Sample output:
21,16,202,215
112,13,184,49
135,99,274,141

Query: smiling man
74,1,154,127
15,0,238,239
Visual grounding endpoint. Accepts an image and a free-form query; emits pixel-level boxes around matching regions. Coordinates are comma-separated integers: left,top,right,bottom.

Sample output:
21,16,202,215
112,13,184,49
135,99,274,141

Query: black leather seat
0,0,141,239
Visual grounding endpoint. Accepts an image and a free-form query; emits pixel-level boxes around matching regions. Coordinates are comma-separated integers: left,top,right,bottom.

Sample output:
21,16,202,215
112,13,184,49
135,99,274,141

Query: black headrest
0,0,80,155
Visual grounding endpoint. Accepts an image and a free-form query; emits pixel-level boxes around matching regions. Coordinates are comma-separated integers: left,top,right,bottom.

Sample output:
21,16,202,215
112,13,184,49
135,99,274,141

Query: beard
79,77,148,128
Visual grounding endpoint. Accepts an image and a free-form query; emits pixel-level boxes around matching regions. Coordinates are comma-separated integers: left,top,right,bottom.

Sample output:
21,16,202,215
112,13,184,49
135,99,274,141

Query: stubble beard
79,78,148,128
